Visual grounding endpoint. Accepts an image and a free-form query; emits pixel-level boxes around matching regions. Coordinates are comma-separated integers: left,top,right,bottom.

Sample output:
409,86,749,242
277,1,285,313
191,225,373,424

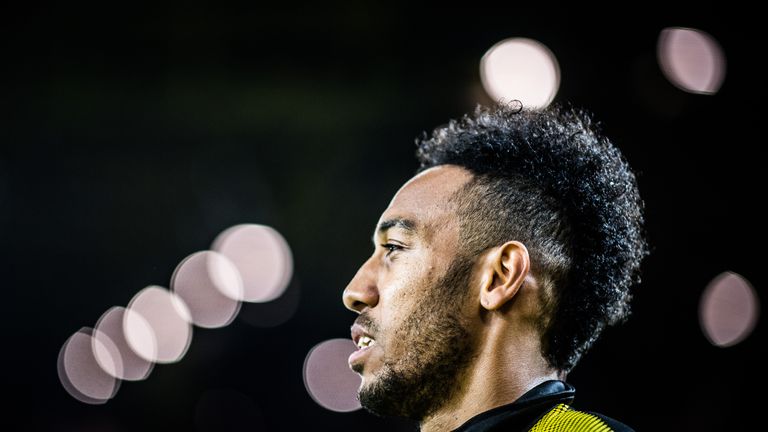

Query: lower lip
348,345,373,366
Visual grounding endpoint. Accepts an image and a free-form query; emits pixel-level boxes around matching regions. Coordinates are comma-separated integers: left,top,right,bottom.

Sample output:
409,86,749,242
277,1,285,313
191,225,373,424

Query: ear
478,241,530,311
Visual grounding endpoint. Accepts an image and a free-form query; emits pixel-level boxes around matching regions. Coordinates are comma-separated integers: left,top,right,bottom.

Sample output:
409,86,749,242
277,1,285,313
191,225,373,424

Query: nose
342,256,379,313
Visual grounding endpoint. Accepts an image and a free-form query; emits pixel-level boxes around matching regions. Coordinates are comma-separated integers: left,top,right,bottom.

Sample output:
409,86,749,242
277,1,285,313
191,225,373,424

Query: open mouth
356,335,376,349
349,330,377,371
350,322,378,369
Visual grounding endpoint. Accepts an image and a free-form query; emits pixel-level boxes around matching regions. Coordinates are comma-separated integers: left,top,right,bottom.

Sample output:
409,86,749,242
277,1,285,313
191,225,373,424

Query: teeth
357,336,375,349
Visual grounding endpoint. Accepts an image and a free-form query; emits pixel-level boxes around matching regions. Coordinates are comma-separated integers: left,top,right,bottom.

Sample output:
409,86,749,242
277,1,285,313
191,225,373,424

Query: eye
381,243,403,257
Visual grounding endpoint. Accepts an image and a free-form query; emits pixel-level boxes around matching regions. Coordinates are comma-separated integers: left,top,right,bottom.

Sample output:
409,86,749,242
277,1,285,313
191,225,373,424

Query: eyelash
382,243,403,257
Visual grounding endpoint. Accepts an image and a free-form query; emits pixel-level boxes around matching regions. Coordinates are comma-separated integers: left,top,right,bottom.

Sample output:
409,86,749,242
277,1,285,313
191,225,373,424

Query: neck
418,326,560,432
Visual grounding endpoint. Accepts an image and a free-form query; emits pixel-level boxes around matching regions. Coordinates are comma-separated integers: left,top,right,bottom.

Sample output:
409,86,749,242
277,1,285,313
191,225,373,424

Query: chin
358,369,382,392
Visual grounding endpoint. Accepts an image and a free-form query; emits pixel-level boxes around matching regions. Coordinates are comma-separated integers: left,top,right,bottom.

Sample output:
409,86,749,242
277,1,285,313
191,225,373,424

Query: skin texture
343,165,560,432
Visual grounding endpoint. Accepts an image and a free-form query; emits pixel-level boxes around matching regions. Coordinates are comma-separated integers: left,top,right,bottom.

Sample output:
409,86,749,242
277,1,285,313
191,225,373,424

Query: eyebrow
376,218,418,236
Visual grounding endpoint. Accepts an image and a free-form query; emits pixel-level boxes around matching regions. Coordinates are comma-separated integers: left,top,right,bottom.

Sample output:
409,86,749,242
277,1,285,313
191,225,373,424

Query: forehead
379,165,472,235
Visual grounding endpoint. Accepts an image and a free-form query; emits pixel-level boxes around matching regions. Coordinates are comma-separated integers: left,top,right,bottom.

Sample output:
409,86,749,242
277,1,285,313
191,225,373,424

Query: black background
3,1,765,431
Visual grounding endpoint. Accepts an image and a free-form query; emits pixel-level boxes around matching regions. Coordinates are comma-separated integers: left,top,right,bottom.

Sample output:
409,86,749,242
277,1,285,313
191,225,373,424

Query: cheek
380,280,433,339
377,252,440,329
382,274,429,316
381,262,432,305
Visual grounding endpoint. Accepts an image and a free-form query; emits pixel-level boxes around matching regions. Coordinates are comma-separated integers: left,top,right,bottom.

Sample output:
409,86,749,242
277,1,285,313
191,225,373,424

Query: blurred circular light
658,27,726,95
122,307,158,364
125,286,193,363
303,338,361,412
700,272,759,347
480,37,560,109
58,328,121,404
94,307,155,381
90,328,124,380
211,224,293,303
171,250,243,328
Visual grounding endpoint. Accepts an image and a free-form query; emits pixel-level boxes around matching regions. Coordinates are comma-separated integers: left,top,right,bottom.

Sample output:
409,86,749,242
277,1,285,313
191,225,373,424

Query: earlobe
479,241,530,311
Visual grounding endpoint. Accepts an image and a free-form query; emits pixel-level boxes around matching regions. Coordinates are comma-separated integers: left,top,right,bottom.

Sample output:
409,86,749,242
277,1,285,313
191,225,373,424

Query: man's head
342,103,648,421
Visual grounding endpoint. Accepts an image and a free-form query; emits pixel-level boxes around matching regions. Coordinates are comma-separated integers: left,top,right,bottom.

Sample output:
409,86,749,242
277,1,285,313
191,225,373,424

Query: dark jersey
452,380,633,432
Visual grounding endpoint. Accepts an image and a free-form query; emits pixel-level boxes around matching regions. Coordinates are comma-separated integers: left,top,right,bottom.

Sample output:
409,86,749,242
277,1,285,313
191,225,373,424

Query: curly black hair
416,102,648,373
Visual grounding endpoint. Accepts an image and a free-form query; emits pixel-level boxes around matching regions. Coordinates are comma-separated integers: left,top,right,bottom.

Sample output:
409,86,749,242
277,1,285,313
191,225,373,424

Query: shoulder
528,403,635,432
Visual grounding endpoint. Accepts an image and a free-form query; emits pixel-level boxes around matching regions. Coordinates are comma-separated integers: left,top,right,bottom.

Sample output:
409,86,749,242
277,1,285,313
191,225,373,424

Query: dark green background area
2,2,764,430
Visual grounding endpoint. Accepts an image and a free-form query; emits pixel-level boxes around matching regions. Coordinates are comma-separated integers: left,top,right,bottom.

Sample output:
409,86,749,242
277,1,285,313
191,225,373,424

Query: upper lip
350,323,372,348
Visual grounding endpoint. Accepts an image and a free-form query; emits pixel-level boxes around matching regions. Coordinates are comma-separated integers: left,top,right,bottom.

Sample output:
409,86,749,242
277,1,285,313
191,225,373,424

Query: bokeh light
171,250,243,328
700,272,759,347
58,328,121,404
89,329,123,382
480,37,560,109
94,307,154,381
303,338,361,412
125,286,193,363
658,27,726,95
211,224,294,303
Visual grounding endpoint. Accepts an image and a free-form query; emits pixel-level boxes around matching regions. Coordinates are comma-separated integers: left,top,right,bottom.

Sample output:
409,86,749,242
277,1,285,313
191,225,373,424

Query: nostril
342,289,367,313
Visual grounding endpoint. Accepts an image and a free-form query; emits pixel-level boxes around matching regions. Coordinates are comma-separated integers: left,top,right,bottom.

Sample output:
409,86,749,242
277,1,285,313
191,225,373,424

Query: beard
356,255,475,421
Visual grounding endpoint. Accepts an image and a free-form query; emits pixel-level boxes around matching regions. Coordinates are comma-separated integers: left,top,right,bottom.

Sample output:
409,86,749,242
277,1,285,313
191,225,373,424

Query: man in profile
342,103,647,431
